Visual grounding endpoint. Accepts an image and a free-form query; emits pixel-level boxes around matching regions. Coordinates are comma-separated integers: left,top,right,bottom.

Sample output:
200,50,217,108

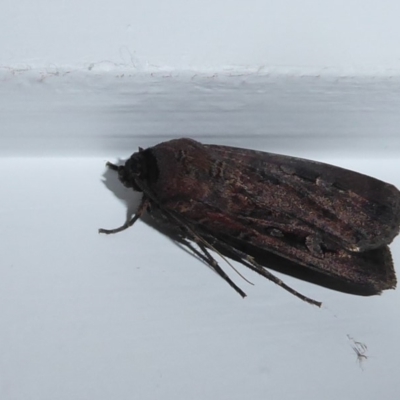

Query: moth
99,138,400,306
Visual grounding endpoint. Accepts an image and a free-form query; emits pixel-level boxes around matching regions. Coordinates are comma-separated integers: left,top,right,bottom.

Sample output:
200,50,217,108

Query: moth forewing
100,138,400,305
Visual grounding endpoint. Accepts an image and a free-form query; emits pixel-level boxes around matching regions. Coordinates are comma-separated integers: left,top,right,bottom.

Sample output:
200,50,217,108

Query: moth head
119,149,159,192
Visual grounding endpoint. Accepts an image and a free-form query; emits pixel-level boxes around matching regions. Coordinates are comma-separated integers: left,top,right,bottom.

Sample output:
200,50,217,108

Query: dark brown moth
99,138,400,306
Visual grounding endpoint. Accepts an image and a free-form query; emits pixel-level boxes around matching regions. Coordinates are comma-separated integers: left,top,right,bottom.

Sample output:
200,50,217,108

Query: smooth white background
1,1,400,399
2,0,400,70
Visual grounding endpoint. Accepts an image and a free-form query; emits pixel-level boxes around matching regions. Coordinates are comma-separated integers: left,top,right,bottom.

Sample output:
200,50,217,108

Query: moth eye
124,150,159,185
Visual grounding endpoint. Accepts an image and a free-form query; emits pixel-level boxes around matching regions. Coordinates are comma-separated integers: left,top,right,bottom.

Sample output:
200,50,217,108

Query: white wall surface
2,71,400,157
2,0,400,71
1,156,400,400
1,2,400,400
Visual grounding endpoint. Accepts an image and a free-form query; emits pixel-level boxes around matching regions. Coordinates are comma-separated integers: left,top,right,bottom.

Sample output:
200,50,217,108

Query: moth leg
212,240,322,307
245,255,322,307
179,239,247,298
99,197,149,235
